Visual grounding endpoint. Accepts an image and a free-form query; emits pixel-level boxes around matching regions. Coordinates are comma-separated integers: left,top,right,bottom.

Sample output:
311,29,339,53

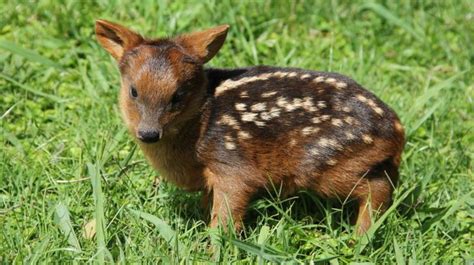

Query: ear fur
95,19,143,61
175,25,229,64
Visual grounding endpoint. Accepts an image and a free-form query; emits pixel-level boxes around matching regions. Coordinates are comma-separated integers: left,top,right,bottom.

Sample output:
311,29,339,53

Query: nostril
137,130,161,143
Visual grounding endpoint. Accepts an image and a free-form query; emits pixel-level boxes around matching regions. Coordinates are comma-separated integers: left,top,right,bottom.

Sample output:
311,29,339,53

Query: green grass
1,0,473,263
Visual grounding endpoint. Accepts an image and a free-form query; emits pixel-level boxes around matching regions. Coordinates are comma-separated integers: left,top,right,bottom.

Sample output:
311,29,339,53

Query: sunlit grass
1,0,472,263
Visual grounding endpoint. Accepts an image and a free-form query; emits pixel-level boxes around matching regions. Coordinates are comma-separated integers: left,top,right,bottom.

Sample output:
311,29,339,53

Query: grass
1,0,473,263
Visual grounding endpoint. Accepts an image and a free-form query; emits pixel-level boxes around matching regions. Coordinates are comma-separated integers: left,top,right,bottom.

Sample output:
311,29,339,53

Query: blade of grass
409,101,442,134
0,73,64,102
405,72,465,135
88,162,113,264
54,202,81,251
257,225,270,245
360,3,424,41
421,191,473,233
129,209,185,256
0,40,62,68
221,235,293,263
25,236,50,264
393,238,405,265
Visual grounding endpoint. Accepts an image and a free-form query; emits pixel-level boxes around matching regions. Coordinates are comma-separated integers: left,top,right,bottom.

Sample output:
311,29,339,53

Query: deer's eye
171,90,185,106
130,86,138,98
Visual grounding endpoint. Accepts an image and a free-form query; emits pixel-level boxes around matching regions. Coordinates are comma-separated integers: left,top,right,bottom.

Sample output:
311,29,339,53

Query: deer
95,19,405,235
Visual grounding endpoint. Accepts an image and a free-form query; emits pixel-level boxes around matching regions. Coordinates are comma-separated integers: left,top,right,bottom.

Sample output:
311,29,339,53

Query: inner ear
98,26,124,46
95,19,143,61
175,24,230,64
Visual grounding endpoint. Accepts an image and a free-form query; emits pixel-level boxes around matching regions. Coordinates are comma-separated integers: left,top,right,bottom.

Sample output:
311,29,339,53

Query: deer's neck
137,68,250,191
138,84,208,191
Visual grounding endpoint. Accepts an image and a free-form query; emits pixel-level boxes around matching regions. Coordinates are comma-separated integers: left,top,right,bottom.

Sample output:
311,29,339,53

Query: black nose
137,130,161,143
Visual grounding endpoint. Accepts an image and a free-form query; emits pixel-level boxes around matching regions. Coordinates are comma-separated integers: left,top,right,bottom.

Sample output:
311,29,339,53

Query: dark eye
130,86,138,98
171,90,185,105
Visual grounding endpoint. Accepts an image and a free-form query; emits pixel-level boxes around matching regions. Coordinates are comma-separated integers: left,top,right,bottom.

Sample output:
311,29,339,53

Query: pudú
95,20,405,234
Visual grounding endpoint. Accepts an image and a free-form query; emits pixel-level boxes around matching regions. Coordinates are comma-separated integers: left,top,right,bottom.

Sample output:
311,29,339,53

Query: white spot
276,96,289,108
325,78,337,85
331,118,343,127
301,74,311,79
362,134,373,144
356,94,367,102
274,71,288,78
261,91,277,98
357,96,384,116
283,98,304,112
342,106,351,112
373,107,384,115
250,102,267,112
293,98,303,106
260,112,272,120
318,137,330,147
218,115,240,128
254,121,266,127
302,97,317,112
235,103,247,111
345,132,356,140
285,105,297,112
344,116,354,125
366,99,384,115
268,107,281,118
225,142,236,150
317,101,327,108
321,115,331,121
313,76,325,83
326,159,337,165
312,117,322,124
241,112,258,122
302,127,320,136
335,81,347,89
309,147,319,155
288,72,298,78
238,131,252,140
319,138,342,150
216,73,273,96
224,135,236,150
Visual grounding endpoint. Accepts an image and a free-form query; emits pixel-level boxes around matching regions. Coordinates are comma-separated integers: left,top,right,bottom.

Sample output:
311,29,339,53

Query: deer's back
197,66,404,185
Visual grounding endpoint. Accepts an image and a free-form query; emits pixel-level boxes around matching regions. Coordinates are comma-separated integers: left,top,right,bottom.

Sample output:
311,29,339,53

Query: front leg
205,168,257,231
200,190,212,217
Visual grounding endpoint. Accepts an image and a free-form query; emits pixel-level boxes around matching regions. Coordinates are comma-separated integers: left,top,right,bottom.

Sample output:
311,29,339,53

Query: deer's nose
137,130,161,143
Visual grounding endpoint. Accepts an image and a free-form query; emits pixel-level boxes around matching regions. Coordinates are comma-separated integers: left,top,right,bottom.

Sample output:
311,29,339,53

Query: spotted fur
96,20,405,235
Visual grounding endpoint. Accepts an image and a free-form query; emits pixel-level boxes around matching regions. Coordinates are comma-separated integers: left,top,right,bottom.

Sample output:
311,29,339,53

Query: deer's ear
95,19,143,61
175,25,229,64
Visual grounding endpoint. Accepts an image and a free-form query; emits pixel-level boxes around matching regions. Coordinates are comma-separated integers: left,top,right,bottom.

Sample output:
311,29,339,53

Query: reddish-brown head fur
96,19,228,142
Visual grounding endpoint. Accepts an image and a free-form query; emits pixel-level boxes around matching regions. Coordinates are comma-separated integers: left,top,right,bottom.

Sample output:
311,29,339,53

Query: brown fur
95,20,405,235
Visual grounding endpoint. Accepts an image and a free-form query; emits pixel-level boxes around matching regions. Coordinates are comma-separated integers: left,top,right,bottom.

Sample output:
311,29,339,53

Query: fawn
95,20,405,234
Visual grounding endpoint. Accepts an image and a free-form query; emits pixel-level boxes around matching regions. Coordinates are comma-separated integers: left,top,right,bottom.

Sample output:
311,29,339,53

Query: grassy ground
1,0,473,263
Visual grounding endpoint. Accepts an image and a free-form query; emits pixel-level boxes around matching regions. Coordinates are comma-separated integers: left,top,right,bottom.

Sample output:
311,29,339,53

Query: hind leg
354,166,397,234
355,180,392,234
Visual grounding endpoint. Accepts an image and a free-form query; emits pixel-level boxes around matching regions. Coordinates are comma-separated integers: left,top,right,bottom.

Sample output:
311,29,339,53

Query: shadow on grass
161,185,360,235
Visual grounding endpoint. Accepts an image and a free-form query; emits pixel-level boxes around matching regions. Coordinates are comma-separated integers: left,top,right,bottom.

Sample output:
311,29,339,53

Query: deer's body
96,20,405,234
